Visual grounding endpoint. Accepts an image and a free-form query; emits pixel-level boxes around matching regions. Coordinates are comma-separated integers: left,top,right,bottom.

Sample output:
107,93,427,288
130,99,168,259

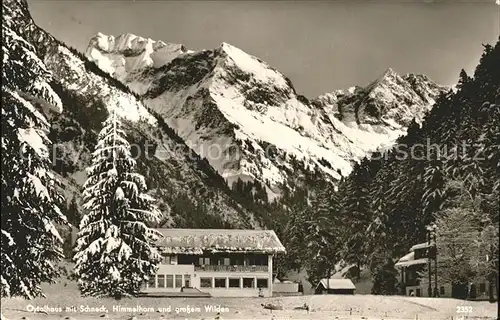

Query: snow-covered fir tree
1,16,66,298
286,179,340,287
73,110,162,298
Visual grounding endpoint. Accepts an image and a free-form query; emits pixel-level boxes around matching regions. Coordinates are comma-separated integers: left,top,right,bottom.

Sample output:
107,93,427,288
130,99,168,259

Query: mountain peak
85,32,189,83
87,32,188,56
378,67,400,81
83,30,447,191
215,41,288,88
219,41,234,49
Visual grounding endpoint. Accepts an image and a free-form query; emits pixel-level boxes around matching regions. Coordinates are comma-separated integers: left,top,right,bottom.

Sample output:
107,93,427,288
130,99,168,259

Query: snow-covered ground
1,278,497,320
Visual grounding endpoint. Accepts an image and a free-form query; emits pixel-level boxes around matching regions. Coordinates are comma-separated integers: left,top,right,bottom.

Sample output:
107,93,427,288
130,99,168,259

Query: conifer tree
66,196,81,228
339,159,375,280
301,182,341,286
371,254,398,295
73,110,162,298
1,19,67,298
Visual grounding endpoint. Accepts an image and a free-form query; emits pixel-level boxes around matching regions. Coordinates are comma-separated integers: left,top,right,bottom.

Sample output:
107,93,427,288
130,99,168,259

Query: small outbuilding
314,278,356,295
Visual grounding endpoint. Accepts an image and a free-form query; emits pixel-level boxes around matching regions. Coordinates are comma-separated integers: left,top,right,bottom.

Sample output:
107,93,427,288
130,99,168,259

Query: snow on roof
397,251,415,263
410,242,434,252
316,279,356,290
154,228,286,254
395,258,429,267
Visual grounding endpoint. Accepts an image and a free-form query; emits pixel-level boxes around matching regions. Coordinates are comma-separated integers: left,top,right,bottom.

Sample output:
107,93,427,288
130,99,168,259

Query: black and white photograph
1,0,499,319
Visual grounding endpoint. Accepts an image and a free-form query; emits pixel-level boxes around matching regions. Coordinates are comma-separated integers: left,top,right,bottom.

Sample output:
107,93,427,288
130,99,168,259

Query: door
184,274,191,288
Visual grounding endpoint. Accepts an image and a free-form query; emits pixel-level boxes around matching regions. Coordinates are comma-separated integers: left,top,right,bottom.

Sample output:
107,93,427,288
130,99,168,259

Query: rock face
86,33,447,194
85,33,192,94
3,0,258,228
315,68,445,127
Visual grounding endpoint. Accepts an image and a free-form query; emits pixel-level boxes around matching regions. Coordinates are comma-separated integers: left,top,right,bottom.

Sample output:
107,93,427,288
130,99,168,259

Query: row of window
145,274,269,289
200,277,268,289
197,257,268,266
409,286,447,297
147,274,190,289
160,254,268,266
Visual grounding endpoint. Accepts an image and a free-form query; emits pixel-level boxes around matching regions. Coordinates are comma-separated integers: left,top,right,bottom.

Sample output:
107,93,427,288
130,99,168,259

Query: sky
28,0,499,97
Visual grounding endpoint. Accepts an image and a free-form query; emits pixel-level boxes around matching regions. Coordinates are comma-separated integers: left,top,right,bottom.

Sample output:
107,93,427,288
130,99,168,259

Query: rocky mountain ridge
86,33,448,194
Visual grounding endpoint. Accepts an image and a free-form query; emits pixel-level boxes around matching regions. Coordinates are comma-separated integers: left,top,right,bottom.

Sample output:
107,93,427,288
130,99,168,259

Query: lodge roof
316,279,356,290
395,258,429,267
153,228,286,254
395,251,429,267
410,242,435,252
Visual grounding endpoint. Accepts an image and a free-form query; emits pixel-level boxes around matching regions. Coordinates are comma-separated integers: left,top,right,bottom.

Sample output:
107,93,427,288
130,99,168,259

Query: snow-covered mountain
3,0,258,229
86,33,448,193
86,33,192,94
315,69,445,127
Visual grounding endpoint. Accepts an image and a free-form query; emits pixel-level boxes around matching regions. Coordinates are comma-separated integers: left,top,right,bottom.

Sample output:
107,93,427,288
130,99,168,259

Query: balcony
194,265,268,272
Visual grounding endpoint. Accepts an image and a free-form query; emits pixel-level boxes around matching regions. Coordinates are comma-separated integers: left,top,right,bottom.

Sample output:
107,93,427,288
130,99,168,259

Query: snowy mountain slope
85,33,192,95
315,68,445,127
86,33,447,191
3,0,258,229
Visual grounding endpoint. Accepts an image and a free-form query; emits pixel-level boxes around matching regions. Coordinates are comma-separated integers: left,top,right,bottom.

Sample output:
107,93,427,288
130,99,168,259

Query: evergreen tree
1,19,67,298
422,157,446,218
371,254,399,295
66,196,81,228
456,69,471,91
301,182,341,286
73,111,162,298
339,159,376,281
273,186,308,277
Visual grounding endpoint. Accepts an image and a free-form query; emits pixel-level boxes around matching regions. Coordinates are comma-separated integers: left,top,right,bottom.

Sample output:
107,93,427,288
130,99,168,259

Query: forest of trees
322,41,498,297
250,40,500,298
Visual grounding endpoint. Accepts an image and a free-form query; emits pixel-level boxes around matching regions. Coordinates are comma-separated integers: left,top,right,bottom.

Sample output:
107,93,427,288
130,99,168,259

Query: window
261,256,269,266
231,255,243,265
178,254,196,265
243,278,254,288
175,275,183,288
257,278,268,288
200,278,212,288
212,257,224,265
148,275,156,288
416,288,421,297
479,283,486,293
440,286,445,295
254,255,267,266
157,275,165,288
166,275,174,288
162,255,171,265
407,272,414,281
223,258,230,266
214,278,226,288
229,278,240,288
198,257,210,266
